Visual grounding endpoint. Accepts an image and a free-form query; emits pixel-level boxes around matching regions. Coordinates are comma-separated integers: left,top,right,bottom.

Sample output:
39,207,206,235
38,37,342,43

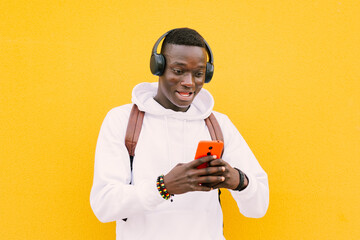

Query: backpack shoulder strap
205,113,224,143
123,104,144,221
205,113,224,204
125,104,145,159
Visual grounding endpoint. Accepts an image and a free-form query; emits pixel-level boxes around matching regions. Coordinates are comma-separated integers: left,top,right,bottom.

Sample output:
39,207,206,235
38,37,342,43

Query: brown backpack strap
205,113,224,204
125,104,145,157
205,113,224,143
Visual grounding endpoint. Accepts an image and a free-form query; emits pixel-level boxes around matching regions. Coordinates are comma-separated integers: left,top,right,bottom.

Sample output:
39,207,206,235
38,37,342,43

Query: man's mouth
176,91,194,100
178,92,192,97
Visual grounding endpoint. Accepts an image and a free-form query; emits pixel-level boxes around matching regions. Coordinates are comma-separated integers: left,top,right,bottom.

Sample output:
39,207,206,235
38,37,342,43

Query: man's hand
163,155,226,195
208,158,247,190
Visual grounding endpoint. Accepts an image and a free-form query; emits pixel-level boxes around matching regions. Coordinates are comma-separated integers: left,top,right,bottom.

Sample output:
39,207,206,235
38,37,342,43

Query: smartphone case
195,140,224,169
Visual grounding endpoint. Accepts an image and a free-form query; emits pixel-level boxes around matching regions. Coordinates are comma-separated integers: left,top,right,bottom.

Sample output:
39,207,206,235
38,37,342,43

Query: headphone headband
150,29,214,83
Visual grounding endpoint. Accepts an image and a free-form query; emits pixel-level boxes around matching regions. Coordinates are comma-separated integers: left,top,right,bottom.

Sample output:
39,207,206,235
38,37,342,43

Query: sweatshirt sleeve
90,107,165,223
219,114,269,218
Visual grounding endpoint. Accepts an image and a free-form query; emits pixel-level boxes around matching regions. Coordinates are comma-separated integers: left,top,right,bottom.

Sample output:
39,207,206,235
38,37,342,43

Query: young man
90,28,269,239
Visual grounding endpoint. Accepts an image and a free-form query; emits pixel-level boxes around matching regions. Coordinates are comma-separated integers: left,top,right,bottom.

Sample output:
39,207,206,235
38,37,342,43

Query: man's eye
172,69,183,75
195,72,204,78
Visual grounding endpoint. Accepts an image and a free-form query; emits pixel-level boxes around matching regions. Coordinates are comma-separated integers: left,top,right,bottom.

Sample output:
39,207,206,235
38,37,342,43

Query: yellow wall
1,1,359,239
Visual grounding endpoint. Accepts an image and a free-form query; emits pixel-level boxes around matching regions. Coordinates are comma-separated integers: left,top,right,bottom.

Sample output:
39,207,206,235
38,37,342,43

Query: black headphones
150,30,214,83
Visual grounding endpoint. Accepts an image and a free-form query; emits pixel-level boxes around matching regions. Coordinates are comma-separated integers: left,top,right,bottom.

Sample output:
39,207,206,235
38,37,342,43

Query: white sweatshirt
90,82,269,240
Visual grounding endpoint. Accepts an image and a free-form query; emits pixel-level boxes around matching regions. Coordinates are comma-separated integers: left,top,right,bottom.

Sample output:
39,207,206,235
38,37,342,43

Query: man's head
153,28,211,112
160,28,206,53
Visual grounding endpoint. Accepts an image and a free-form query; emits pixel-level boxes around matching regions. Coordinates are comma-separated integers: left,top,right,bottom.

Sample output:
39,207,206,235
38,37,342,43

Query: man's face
154,44,207,112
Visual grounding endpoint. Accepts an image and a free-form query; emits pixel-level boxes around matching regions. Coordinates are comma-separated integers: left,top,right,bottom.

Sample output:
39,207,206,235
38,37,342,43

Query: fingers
208,158,226,167
196,165,225,176
191,177,225,192
193,185,213,192
168,157,232,194
197,175,225,185
188,155,217,168
208,182,224,189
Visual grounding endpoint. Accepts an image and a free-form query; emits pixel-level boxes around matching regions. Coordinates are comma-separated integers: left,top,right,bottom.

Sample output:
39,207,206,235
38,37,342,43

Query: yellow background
1,0,359,239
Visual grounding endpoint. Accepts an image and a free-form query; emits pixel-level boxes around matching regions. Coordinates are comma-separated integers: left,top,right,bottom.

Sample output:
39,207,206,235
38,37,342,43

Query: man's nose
181,73,194,87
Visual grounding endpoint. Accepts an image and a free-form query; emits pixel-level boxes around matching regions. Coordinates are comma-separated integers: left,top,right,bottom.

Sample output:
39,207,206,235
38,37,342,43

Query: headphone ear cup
205,62,214,83
150,53,166,76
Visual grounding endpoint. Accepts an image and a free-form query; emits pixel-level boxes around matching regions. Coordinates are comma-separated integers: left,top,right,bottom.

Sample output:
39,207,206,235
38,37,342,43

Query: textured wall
1,1,359,239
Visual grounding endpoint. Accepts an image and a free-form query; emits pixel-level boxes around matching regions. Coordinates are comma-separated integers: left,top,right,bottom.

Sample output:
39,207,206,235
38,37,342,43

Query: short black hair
161,28,206,53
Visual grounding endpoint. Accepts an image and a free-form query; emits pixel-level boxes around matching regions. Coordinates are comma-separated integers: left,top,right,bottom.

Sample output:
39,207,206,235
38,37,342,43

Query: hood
131,82,214,120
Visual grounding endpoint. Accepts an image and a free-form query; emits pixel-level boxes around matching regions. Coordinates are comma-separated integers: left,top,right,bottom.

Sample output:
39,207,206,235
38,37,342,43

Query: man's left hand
208,159,247,190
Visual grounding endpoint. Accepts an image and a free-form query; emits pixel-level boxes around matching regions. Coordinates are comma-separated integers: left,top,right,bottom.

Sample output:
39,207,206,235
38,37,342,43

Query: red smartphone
195,140,224,169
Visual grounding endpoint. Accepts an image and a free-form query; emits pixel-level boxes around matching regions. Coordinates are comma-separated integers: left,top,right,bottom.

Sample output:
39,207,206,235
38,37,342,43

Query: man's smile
176,91,194,100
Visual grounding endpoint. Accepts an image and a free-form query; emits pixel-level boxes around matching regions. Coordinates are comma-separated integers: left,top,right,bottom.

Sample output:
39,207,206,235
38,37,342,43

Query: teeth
179,92,190,97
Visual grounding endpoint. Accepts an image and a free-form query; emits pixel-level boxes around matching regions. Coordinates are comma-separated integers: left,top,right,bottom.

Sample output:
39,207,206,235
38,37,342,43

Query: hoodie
90,82,269,240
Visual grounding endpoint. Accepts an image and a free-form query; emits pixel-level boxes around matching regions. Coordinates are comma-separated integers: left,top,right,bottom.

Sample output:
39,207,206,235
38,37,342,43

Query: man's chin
171,101,191,111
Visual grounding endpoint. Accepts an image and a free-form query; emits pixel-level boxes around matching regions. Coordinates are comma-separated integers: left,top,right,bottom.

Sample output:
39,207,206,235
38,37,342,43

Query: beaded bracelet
156,175,173,201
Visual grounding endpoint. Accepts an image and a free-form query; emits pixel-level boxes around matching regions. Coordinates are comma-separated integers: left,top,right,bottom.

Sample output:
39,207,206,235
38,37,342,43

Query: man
90,28,269,239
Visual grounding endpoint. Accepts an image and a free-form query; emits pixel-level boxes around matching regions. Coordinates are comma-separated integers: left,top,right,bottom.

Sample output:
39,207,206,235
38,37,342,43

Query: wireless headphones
150,30,214,83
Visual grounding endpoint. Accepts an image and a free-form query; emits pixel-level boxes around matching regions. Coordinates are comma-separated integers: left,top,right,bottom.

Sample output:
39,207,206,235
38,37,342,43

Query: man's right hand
163,155,226,195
